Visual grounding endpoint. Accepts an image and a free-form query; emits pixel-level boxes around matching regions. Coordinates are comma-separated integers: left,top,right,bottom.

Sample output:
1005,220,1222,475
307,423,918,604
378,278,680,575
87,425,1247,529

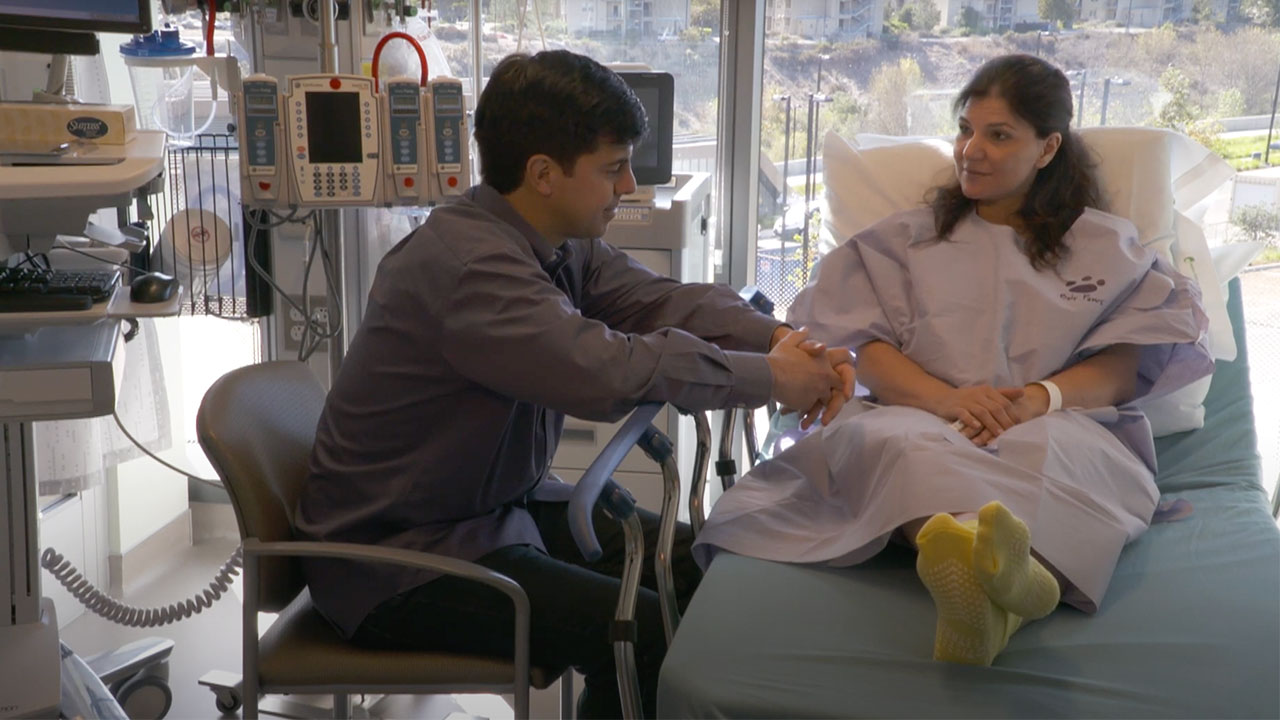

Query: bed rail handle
569,402,663,562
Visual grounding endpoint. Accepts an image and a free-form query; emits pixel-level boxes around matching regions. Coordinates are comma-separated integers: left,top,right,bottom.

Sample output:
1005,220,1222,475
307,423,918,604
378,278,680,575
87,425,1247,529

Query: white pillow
822,128,1237,436
821,130,951,244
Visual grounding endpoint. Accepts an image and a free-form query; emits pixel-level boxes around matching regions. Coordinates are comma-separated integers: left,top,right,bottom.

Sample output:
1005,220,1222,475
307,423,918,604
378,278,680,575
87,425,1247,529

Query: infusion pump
236,73,471,209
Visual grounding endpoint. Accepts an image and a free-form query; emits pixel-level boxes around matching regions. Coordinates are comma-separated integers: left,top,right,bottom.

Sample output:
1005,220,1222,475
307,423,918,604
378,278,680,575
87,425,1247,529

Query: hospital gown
693,207,1214,610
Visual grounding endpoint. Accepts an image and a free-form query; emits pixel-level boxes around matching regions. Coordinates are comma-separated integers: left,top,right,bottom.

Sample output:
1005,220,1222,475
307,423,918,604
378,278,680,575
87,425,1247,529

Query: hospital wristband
1033,380,1063,413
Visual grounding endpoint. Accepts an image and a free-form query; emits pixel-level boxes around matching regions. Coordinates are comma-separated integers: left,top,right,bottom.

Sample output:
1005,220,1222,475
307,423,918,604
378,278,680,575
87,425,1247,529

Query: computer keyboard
0,266,122,313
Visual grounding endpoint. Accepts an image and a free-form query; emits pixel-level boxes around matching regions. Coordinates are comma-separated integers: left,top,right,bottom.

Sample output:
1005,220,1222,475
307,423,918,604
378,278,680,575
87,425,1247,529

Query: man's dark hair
472,50,648,194
929,53,1102,270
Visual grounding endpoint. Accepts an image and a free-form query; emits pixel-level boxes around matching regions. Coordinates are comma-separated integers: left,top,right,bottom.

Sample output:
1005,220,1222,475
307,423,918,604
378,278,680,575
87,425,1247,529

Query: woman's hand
953,383,1052,446
935,385,1024,446
1008,382,1052,423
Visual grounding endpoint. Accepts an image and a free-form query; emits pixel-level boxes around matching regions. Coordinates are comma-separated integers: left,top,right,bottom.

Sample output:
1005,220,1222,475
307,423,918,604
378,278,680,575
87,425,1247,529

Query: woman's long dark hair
928,54,1102,270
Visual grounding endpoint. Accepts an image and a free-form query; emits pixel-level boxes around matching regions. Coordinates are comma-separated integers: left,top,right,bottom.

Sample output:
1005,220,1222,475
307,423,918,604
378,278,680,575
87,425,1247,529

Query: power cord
112,409,224,491
13,249,53,270
52,243,150,276
37,412,243,627
245,208,344,362
41,545,243,628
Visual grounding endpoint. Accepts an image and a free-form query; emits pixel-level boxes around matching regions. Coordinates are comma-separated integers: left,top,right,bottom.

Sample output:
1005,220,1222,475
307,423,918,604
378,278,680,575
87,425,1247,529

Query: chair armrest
244,539,529,615
568,402,663,562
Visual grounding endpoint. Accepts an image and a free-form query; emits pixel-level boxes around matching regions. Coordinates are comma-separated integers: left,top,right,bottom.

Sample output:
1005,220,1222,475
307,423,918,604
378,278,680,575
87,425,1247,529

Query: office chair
195,360,570,719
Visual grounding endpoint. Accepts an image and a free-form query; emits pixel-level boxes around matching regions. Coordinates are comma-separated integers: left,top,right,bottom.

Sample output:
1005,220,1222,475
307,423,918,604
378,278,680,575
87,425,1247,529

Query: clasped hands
766,327,856,429
934,383,1052,446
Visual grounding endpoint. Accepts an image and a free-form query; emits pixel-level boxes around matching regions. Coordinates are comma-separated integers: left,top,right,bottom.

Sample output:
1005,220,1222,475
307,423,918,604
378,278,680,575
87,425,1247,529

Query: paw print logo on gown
1065,276,1106,293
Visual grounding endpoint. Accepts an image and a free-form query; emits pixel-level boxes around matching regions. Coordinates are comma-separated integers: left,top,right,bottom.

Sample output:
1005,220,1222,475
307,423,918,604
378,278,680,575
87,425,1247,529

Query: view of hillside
433,17,1279,170
758,25,1280,162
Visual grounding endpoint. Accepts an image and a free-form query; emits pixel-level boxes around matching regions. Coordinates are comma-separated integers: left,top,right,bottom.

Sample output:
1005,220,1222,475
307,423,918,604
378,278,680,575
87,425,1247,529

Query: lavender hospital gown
694,207,1214,611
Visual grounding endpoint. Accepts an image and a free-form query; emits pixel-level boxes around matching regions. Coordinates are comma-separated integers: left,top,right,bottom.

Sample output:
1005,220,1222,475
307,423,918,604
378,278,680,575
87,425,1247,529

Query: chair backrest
196,360,327,611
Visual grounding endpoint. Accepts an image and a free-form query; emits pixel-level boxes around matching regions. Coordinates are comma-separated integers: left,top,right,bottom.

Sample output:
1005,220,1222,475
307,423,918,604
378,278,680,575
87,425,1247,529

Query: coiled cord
41,546,243,628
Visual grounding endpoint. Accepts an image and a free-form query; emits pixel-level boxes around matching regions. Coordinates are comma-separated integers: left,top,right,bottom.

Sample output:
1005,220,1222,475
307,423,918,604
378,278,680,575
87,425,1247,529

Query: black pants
352,500,703,719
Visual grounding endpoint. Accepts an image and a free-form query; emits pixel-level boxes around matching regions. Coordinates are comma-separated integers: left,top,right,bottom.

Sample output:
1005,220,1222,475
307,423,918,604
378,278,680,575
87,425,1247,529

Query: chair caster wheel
214,688,243,715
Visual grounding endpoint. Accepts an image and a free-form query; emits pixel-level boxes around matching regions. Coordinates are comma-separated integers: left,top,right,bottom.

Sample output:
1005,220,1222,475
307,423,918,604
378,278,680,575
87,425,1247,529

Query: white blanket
695,207,1213,609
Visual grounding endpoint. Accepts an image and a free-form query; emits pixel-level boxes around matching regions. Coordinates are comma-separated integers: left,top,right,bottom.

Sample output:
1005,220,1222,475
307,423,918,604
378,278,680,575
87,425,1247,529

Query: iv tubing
205,3,215,56
371,31,429,92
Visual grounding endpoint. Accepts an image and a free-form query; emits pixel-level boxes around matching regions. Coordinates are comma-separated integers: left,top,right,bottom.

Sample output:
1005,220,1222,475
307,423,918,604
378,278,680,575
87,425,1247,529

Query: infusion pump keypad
309,166,363,199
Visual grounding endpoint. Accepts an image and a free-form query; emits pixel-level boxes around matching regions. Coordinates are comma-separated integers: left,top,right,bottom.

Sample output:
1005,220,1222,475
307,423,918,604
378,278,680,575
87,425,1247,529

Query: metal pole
319,0,339,73
1101,77,1111,126
799,55,827,284
800,94,816,283
320,0,344,377
1266,62,1280,166
471,0,483,105
612,512,645,720
1077,70,1086,127
778,95,792,251
781,97,791,218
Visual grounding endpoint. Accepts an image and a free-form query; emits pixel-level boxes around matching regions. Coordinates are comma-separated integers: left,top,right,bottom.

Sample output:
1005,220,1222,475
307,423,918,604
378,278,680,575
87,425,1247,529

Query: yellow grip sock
916,513,1023,665
972,500,1061,620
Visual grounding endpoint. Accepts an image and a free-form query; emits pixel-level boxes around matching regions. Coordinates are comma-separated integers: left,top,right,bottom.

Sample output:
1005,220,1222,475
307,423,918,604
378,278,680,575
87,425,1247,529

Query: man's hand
799,347,856,429
766,328,844,422
769,324,791,350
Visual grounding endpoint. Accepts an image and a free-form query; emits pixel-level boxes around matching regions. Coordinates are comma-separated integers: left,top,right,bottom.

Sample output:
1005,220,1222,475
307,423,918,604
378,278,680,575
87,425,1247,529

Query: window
465,0,724,283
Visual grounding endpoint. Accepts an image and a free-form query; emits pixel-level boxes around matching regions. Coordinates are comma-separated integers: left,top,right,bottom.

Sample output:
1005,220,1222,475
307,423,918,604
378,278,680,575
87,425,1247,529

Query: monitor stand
0,599,59,717
0,321,128,718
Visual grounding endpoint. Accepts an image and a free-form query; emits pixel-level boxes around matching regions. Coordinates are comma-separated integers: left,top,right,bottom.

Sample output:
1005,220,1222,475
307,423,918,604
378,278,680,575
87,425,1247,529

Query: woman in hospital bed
692,54,1214,666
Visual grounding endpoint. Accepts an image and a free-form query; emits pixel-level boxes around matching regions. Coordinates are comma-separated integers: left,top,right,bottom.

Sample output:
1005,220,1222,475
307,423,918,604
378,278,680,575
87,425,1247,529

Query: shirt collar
465,184,564,269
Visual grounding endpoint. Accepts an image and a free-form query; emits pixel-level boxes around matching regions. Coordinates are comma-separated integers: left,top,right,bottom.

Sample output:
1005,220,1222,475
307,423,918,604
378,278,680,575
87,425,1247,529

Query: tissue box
0,102,137,146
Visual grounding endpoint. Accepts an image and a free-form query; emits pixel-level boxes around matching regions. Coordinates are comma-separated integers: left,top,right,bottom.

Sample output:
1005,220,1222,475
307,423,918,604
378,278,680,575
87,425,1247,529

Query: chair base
198,671,575,719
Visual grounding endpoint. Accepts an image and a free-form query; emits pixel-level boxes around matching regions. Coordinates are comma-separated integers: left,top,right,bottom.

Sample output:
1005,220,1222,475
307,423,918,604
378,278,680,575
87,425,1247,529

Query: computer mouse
130,272,179,303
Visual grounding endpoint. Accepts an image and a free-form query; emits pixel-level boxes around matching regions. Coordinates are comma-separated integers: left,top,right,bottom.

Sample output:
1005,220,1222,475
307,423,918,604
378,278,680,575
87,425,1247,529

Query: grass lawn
1255,246,1280,265
1217,132,1280,171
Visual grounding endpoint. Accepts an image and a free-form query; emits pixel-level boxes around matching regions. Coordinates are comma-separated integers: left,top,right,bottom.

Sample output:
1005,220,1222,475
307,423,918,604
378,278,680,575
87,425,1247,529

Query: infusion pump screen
391,93,418,115
305,92,362,163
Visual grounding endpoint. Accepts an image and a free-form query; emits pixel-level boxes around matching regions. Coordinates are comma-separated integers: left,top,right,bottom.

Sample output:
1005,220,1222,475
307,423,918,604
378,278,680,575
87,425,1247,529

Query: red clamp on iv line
371,31,430,91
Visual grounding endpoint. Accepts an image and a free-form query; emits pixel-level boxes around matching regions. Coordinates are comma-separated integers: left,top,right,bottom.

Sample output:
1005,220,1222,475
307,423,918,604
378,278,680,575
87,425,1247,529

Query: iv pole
319,0,346,377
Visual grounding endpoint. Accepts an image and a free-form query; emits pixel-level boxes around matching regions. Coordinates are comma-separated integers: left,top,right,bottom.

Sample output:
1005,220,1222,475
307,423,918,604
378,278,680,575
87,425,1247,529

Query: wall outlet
283,295,330,352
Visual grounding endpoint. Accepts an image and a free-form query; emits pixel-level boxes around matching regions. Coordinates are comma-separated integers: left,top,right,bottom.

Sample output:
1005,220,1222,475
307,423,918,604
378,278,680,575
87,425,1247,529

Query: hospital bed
660,277,1278,718
659,125,1280,717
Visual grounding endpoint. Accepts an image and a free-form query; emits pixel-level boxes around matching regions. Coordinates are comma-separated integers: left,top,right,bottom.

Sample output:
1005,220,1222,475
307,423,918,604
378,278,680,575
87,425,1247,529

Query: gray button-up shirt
297,184,781,637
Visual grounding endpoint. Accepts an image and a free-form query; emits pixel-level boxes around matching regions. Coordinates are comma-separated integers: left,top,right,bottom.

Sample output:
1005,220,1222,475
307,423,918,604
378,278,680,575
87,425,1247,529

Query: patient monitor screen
305,91,361,163
631,86,660,172
617,71,673,186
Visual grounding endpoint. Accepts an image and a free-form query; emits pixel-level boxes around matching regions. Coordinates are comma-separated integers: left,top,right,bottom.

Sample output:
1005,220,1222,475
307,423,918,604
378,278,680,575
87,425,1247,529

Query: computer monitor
0,0,151,33
618,71,674,187
0,0,152,55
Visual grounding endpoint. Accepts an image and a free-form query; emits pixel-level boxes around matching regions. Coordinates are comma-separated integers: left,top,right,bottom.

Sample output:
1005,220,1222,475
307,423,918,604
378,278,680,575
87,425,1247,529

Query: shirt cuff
737,315,786,352
723,351,774,408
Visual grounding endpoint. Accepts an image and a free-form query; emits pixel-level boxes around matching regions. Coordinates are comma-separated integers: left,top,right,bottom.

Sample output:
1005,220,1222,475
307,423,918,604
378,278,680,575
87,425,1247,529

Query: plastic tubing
371,30,429,92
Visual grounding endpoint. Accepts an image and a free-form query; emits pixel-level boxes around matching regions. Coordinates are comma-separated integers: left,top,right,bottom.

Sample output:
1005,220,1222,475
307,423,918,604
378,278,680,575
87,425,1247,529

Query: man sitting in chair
295,49,854,719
